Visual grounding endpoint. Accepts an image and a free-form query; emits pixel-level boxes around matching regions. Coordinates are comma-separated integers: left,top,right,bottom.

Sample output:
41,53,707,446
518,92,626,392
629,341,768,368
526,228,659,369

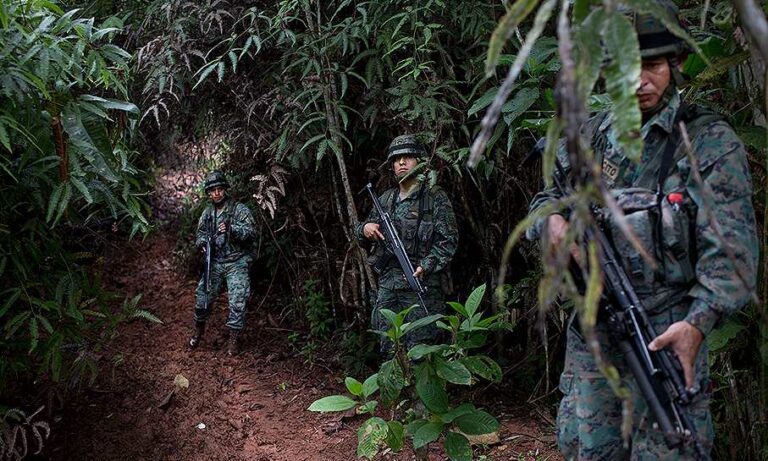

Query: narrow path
47,230,559,460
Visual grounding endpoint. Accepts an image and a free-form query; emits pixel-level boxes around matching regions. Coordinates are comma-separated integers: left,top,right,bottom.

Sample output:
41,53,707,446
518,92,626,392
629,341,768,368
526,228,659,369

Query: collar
641,90,680,136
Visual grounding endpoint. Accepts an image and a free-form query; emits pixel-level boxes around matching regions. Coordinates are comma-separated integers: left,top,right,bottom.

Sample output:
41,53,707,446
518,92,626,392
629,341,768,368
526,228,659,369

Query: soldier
189,171,257,355
527,2,758,460
357,134,458,356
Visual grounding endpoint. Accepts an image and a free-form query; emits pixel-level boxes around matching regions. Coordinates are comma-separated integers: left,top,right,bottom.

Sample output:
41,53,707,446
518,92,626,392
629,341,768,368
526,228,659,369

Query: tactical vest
588,104,723,299
380,184,437,263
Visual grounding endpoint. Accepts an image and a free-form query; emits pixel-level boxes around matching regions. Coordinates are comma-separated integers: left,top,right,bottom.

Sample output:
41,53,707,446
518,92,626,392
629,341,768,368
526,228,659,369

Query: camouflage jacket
528,92,758,336
356,182,458,290
195,200,256,263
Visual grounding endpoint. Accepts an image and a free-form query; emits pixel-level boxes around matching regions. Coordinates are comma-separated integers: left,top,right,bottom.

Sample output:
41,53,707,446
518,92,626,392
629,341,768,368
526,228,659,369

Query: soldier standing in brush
189,171,256,355
357,134,458,356
526,2,758,459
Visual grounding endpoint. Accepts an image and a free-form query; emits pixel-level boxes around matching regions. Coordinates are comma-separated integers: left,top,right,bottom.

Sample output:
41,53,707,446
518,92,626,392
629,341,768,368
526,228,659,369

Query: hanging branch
467,0,557,168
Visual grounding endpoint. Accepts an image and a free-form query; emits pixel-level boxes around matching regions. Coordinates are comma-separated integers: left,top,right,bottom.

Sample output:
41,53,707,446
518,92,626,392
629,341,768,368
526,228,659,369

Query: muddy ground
45,168,561,460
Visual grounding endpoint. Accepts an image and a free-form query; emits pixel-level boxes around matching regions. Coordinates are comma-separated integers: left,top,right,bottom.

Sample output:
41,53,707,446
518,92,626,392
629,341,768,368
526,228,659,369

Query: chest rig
588,104,722,295
382,184,436,262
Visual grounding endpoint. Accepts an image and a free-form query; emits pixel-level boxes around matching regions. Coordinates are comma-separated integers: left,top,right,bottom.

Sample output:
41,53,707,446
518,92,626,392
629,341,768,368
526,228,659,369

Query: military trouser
556,303,713,461
372,286,445,357
194,256,252,330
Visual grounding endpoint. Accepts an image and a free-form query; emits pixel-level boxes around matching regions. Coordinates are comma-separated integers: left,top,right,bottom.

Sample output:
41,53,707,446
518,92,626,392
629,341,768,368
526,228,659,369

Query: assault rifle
365,183,428,314
533,139,705,458
202,212,216,312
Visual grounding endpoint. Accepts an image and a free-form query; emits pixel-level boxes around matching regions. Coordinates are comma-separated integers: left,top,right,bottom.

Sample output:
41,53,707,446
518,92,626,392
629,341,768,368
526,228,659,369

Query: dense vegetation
1,0,766,459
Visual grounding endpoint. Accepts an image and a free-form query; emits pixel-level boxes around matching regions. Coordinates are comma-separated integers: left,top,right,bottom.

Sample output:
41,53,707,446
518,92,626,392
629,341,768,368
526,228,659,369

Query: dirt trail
47,169,560,460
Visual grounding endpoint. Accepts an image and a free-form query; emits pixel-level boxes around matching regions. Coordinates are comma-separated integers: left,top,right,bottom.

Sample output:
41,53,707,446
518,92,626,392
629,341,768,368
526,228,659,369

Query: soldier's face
208,186,226,204
637,56,672,111
392,155,418,179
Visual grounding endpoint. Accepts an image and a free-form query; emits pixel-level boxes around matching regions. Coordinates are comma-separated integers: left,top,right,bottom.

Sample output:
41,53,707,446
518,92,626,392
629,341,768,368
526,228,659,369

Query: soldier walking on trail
527,2,758,459
357,134,458,356
189,171,256,355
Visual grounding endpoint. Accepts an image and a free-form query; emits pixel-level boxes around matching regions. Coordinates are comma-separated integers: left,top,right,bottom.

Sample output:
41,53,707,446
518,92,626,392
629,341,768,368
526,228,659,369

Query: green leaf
467,88,499,117
357,417,388,460
29,317,39,353
378,359,407,405
362,373,379,398
47,183,64,223
464,284,486,319
707,320,746,352
408,344,447,360
412,421,443,449
307,395,357,412
440,403,476,424
401,314,443,335
345,377,363,396
501,87,539,125
602,11,643,160
435,356,472,385
385,420,405,451
575,8,607,105
447,301,467,317
461,355,503,383
486,0,541,73
416,372,449,413
444,432,472,461
454,410,499,435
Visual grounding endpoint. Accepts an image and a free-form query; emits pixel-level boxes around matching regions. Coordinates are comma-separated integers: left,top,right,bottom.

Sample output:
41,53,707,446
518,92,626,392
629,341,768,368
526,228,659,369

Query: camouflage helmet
385,134,426,163
626,0,690,58
203,170,229,192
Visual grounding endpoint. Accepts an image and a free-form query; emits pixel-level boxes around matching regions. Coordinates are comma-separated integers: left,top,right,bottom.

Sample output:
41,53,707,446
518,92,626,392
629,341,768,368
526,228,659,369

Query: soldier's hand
545,214,580,260
413,266,424,279
218,222,227,234
648,321,704,390
363,223,384,241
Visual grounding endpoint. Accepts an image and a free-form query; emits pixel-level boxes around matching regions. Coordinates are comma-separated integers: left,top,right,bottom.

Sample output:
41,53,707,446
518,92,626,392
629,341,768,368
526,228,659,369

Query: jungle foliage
0,0,152,402
1,0,767,459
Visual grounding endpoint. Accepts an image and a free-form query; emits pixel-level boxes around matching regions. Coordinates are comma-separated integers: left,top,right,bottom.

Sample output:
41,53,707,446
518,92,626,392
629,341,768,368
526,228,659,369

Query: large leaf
461,355,503,383
435,356,472,385
385,420,405,451
362,373,379,399
345,377,363,396
357,417,388,460
464,284,486,319
408,344,447,360
501,87,539,126
307,395,357,412
416,372,449,413
602,11,643,161
444,432,472,461
401,314,443,335
454,410,500,435
378,359,407,405
575,8,607,106
412,421,444,449
440,403,476,424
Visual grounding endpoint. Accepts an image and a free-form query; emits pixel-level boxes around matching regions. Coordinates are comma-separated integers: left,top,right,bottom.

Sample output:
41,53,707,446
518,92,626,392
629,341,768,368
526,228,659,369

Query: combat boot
189,321,206,348
226,328,239,356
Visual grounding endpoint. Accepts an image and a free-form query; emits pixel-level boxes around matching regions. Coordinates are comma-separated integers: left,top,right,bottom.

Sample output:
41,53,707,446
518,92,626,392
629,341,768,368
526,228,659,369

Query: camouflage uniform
357,136,458,355
194,199,256,330
528,91,758,460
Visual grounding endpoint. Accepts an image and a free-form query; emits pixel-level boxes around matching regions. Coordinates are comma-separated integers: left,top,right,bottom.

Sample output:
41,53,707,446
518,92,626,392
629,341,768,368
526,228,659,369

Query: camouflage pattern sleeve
684,121,759,335
229,202,256,243
195,206,212,248
419,187,458,275
355,191,387,243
